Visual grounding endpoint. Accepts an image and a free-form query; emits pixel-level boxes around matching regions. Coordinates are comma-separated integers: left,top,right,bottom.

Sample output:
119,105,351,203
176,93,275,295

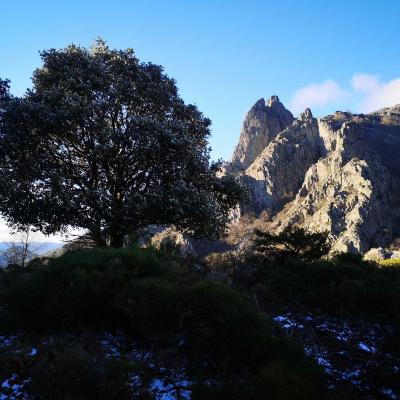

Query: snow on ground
0,335,18,349
98,331,192,399
272,312,400,399
1,322,399,399
1,374,31,400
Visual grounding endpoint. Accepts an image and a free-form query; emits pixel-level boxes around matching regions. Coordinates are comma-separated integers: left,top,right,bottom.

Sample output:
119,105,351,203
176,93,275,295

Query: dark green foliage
0,247,325,399
253,226,331,262
158,237,183,259
332,251,363,264
26,339,134,399
0,41,244,247
0,333,154,399
0,78,10,100
228,254,400,322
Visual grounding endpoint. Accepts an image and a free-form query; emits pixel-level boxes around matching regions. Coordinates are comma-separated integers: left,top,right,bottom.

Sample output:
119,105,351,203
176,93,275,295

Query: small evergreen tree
253,226,330,261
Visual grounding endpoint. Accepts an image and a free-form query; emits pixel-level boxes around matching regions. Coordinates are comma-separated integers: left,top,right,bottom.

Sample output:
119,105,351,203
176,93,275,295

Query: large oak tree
0,41,243,247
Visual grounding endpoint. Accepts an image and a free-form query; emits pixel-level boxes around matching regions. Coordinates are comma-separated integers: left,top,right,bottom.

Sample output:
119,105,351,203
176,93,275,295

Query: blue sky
2,1,400,161
1,0,400,240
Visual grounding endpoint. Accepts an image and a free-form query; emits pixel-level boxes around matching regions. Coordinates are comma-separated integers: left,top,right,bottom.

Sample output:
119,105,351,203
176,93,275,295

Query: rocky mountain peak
266,95,291,115
266,95,280,106
230,96,294,170
299,108,313,121
225,99,400,254
253,97,266,109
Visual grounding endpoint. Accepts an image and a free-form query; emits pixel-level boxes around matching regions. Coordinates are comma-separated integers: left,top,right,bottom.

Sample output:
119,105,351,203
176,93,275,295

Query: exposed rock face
276,121,396,253
230,96,294,171
225,100,400,254
239,108,322,214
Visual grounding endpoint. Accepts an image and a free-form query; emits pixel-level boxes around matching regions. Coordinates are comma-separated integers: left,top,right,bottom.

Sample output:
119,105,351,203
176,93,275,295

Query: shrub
0,247,325,399
157,236,183,259
26,338,134,399
252,227,330,262
231,254,400,322
380,258,400,267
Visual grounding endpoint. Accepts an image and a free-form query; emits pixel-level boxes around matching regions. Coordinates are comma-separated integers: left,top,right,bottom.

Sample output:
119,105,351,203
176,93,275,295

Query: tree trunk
110,232,124,248
90,230,107,248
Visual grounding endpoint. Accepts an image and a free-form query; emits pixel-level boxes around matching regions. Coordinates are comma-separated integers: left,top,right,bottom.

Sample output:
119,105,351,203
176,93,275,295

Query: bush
380,258,400,267
0,247,325,399
230,254,400,322
252,227,330,262
26,337,134,399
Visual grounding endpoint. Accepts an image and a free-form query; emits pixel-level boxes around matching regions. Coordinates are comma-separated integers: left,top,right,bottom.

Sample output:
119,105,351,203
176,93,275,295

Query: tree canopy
252,226,331,261
0,40,243,247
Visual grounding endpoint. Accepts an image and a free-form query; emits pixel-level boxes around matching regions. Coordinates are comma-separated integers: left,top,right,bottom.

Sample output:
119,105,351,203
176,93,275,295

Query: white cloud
351,74,380,93
289,75,400,115
289,79,348,114
351,74,400,113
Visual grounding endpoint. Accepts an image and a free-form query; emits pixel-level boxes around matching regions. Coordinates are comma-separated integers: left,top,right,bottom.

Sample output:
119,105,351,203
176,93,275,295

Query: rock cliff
238,108,322,214
225,99,400,253
229,96,294,171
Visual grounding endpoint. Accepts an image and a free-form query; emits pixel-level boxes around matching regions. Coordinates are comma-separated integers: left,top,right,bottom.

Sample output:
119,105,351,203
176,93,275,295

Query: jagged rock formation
225,99,400,254
239,108,322,214
229,96,294,171
276,121,395,253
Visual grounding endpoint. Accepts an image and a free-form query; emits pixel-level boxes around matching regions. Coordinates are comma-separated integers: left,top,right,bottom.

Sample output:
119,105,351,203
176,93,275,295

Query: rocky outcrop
275,121,396,253
364,247,400,262
225,100,400,254
230,96,293,171
149,226,233,257
238,108,322,214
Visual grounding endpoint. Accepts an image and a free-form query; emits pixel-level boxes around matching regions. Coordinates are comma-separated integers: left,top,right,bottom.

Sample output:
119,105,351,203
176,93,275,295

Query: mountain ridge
224,97,400,253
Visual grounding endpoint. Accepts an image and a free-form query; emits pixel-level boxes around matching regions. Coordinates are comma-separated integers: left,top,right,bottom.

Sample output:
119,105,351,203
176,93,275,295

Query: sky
1,0,400,241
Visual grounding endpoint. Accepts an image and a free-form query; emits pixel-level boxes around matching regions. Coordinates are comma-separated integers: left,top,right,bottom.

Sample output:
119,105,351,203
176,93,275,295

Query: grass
379,258,400,267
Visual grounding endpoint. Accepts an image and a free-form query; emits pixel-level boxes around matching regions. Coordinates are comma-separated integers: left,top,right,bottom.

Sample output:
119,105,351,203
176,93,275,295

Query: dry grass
226,210,273,246
379,258,400,267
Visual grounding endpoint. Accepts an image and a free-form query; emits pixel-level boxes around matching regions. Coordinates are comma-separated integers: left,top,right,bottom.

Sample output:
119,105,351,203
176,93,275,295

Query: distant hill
0,242,63,266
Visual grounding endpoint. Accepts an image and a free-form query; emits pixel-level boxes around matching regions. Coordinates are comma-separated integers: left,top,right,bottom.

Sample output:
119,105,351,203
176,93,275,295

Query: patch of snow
0,374,31,400
273,315,288,323
316,322,342,335
273,315,301,329
1,374,17,389
303,346,314,356
151,378,191,400
0,335,18,348
358,342,376,353
382,387,397,399
316,356,332,372
340,369,362,380
335,332,349,342
99,332,122,358
27,347,38,356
